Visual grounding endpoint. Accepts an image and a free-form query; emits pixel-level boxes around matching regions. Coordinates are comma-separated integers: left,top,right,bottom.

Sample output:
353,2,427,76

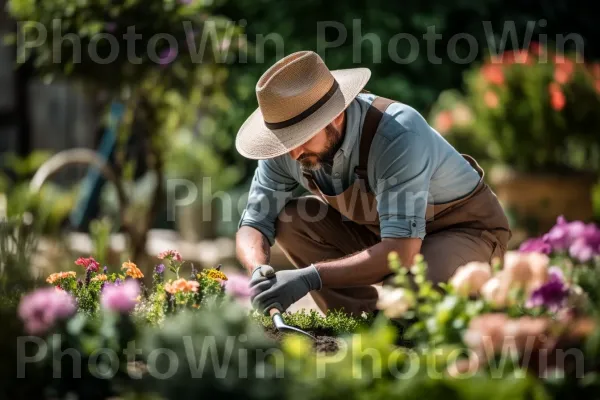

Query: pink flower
450,262,492,296
157,250,182,262
224,273,252,299
519,237,552,254
18,288,76,335
101,280,140,313
75,257,100,272
158,47,177,66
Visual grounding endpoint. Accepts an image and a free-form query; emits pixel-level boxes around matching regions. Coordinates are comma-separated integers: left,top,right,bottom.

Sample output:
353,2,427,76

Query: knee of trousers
275,197,330,248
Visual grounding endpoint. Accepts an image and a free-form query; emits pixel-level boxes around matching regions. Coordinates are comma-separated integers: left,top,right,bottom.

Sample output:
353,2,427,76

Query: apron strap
354,96,396,191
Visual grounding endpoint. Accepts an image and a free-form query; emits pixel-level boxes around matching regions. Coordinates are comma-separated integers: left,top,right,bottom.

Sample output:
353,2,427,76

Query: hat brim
235,68,371,160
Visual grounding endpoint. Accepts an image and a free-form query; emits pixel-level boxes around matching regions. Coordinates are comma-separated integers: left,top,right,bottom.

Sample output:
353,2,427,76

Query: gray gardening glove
250,265,276,286
250,265,322,314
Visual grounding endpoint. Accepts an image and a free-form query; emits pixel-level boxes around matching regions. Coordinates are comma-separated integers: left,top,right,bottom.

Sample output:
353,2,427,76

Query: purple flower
101,280,140,313
224,272,252,300
103,266,108,274
519,237,552,254
526,266,569,312
158,47,177,66
85,269,92,286
155,264,165,275
18,288,76,335
114,278,122,286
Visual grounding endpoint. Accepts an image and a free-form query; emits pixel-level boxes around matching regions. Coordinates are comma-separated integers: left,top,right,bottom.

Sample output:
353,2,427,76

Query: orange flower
548,82,566,111
121,261,144,279
484,91,499,108
434,110,453,134
90,274,108,283
46,271,77,284
481,64,505,85
165,278,200,294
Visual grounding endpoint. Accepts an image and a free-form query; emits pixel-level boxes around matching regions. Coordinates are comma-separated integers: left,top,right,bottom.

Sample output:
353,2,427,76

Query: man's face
288,113,345,170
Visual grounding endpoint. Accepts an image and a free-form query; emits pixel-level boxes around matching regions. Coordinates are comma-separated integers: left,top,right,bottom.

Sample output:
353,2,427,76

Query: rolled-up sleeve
373,130,433,240
238,158,298,245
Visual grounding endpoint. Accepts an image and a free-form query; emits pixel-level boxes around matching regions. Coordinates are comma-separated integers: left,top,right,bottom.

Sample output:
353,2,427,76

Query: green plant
252,308,374,336
7,0,244,260
138,305,285,400
89,217,113,267
430,45,600,174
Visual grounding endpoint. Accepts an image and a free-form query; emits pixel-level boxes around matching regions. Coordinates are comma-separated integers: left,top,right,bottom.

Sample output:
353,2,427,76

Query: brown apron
274,96,511,314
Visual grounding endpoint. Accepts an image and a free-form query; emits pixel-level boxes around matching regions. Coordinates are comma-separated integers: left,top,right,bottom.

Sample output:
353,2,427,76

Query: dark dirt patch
264,326,340,353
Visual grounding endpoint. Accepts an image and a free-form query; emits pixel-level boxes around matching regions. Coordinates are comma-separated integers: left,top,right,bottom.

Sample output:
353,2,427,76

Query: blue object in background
69,102,124,230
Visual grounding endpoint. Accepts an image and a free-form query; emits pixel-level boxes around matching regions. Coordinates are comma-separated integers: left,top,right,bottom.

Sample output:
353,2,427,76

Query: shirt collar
338,97,362,156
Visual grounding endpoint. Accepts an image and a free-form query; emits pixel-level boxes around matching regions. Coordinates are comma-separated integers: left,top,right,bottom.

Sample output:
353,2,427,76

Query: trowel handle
268,302,284,317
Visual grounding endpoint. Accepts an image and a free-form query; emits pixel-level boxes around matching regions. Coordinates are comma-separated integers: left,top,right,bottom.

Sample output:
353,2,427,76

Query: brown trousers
274,182,511,316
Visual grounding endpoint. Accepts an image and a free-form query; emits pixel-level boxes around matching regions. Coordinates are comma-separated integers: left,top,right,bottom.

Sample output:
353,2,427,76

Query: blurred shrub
430,44,600,174
139,306,285,400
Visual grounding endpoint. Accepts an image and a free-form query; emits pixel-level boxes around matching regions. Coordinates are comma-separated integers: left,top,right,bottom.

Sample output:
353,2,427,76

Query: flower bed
4,216,600,399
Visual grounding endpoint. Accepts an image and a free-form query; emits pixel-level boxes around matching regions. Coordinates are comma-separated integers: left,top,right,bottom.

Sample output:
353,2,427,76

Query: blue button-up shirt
238,93,480,245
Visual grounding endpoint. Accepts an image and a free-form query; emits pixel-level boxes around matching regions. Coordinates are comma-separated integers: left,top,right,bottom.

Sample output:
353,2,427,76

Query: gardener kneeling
235,51,511,316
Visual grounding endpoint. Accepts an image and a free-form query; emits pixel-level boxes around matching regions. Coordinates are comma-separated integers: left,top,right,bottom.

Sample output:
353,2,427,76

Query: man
235,51,511,316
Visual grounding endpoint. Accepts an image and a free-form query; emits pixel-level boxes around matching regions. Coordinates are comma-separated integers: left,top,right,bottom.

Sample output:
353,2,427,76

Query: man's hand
250,266,322,314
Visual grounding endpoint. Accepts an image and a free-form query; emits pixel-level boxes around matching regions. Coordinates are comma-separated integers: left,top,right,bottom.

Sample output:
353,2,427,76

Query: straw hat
235,51,371,160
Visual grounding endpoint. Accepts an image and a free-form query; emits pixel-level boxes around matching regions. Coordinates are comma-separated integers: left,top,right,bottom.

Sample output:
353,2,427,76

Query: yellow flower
121,261,144,279
204,269,228,282
46,271,77,284
90,274,108,283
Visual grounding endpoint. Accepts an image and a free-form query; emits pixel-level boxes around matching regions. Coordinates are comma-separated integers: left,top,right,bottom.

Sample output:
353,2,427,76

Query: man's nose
289,147,303,160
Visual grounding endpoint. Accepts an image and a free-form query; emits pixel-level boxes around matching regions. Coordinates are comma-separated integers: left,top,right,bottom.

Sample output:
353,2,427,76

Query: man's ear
333,111,345,127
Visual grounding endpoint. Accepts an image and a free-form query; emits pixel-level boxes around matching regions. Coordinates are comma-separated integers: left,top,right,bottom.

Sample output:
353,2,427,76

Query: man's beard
298,124,343,171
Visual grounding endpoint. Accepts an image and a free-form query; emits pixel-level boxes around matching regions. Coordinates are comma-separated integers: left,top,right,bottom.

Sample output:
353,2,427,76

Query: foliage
137,305,285,400
253,308,374,336
430,45,600,173
281,317,551,400
44,252,226,320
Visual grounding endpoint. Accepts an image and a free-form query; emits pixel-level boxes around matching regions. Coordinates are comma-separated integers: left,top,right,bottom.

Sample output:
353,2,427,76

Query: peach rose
503,251,549,292
481,273,506,307
376,287,415,318
450,262,492,296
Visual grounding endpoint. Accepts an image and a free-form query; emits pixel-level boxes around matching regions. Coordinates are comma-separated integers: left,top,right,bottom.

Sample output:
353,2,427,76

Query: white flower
450,262,492,296
481,274,505,307
376,287,415,318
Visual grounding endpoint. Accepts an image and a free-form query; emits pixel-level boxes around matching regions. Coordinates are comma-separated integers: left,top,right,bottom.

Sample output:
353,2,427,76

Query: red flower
554,58,575,84
591,63,600,80
502,50,530,65
548,82,566,111
481,64,505,85
595,80,600,94
75,257,100,272
529,41,544,56
434,110,453,134
484,91,499,108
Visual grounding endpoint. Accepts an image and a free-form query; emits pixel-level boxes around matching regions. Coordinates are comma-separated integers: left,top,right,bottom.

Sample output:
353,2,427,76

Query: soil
264,326,340,353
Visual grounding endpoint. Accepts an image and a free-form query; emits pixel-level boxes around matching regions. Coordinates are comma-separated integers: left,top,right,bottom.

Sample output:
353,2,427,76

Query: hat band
264,80,339,130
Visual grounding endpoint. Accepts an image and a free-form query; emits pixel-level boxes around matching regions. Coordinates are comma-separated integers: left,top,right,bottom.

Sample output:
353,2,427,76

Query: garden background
2,0,600,399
